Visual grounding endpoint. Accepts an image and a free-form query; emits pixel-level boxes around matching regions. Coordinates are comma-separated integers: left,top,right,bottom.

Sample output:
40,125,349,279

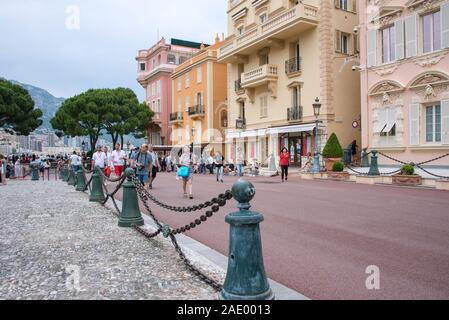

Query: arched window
221,110,228,128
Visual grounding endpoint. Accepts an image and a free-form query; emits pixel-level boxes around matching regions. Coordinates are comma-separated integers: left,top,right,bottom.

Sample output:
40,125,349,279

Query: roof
171,38,210,49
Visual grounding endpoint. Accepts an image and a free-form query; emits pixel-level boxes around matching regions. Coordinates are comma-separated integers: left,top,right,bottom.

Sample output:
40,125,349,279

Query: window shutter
335,0,341,9
352,0,357,13
376,109,387,133
405,14,417,57
441,99,449,144
395,19,405,60
353,34,358,54
367,29,377,67
409,104,420,146
335,30,342,53
442,2,449,48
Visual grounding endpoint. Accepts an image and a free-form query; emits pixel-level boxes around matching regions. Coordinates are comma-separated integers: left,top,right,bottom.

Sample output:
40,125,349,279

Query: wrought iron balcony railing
188,105,205,117
236,118,246,130
170,112,184,122
285,57,302,75
287,106,303,121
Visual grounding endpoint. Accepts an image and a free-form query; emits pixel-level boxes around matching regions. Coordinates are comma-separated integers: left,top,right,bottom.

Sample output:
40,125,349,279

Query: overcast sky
0,0,227,101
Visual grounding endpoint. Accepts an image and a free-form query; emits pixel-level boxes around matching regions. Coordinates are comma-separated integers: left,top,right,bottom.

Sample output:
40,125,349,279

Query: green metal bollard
62,166,69,182
368,150,380,176
59,167,65,181
361,148,370,168
75,169,86,192
67,168,76,186
89,167,105,202
31,163,40,181
220,179,274,300
118,168,144,228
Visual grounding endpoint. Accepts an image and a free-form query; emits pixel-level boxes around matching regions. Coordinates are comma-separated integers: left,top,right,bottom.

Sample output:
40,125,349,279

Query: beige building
219,0,362,169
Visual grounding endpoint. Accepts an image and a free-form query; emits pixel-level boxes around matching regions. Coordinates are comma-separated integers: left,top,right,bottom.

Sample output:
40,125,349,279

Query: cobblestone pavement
0,180,224,300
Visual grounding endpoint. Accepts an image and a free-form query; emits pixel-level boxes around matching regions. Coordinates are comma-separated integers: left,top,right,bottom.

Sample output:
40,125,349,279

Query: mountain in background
8,79,65,131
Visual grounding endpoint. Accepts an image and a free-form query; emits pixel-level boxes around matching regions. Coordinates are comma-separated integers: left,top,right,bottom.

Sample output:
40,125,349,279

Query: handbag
177,166,189,178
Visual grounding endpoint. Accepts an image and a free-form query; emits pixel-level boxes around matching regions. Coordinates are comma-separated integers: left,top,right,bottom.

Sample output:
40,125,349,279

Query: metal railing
235,78,243,92
287,106,303,121
236,118,246,130
170,112,184,122
285,57,302,74
188,105,205,117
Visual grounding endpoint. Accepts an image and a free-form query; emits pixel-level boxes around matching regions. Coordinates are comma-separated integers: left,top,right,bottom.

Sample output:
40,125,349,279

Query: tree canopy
51,88,153,151
0,79,43,135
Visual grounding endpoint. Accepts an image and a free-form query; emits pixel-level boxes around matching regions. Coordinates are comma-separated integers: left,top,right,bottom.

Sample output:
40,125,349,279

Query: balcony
287,106,303,122
218,3,318,63
241,64,278,88
188,105,205,119
236,118,246,130
285,57,302,76
170,112,184,125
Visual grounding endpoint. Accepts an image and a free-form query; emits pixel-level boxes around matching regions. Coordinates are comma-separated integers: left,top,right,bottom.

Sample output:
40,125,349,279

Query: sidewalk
0,179,223,300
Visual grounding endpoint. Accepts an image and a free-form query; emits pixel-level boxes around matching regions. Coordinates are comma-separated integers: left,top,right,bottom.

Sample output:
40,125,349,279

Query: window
179,56,188,64
185,96,190,112
168,54,176,64
157,99,161,113
340,0,348,11
341,33,349,54
260,96,268,118
152,59,156,69
196,67,202,83
377,107,397,145
221,110,228,128
426,105,442,143
140,63,146,71
157,80,161,96
177,77,182,91
185,73,190,88
422,11,441,54
382,25,396,63
259,14,267,24
237,26,245,36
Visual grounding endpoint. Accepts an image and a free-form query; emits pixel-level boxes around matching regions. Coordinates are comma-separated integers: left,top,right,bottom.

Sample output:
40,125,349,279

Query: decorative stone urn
392,174,422,187
324,158,341,172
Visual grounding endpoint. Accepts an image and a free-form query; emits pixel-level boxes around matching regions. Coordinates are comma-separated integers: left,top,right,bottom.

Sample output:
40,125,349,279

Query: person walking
214,151,225,183
44,158,51,180
92,146,107,172
70,151,81,173
178,145,196,199
132,144,152,189
206,153,214,175
280,147,290,182
236,147,245,177
111,143,127,177
0,154,5,186
147,144,159,190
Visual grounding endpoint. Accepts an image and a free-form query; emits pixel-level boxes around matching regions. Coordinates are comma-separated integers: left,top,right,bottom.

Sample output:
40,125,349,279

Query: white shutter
385,107,397,133
395,19,405,60
335,30,342,53
405,14,417,57
442,2,449,48
441,99,449,144
367,29,377,67
376,109,387,133
409,104,420,146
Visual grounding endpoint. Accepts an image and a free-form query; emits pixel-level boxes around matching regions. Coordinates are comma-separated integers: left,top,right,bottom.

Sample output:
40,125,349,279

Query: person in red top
279,147,290,182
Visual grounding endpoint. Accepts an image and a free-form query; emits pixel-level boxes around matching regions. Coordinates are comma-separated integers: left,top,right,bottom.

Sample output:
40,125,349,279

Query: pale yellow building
219,0,362,169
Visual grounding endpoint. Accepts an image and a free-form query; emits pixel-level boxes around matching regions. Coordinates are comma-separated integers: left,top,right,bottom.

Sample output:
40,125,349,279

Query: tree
322,133,344,158
0,79,43,135
51,88,153,152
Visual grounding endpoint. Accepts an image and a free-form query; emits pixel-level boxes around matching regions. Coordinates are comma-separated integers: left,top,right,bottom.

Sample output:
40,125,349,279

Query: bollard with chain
67,167,76,186
361,148,370,168
89,167,105,202
59,166,65,181
368,150,380,176
118,169,144,228
63,166,69,182
75,169,86,191
220,179,274,300
31,162,40,181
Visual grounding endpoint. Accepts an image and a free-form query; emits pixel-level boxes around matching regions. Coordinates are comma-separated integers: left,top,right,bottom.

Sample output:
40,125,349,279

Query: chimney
215,33,220,44
221,33,225,41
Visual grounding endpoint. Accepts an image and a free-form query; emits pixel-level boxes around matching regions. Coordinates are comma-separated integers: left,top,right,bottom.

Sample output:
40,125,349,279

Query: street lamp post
313,98,322,173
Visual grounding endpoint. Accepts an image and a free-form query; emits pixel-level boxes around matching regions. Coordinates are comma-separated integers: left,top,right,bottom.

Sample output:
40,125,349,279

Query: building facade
219,0,361,168
171,35,228,156
360,0,449,167
136,38,202,146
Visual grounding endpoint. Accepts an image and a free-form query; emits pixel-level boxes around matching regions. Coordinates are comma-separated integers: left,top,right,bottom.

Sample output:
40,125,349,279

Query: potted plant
392,164,422,187
322,133,344,172
327,161,350,181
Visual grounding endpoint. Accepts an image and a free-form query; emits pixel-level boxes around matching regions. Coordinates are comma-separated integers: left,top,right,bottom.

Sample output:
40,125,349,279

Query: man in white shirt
69,151,81,173
111,143,127,177
91,146,107,170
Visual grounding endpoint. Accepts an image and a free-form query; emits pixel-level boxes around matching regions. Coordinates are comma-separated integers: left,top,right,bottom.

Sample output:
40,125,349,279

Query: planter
324,158,342,172
327,171,350,181
392,174,422,187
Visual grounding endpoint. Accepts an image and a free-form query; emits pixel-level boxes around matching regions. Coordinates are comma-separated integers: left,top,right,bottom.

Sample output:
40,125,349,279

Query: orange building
171,34,228,157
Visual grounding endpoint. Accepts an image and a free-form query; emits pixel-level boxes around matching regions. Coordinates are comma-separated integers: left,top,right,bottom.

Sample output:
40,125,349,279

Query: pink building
359,0,449,169
136,38,202,146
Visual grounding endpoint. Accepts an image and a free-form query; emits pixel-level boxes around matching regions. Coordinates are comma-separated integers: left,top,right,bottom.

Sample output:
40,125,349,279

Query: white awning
266,123,325,135
226,131,241,139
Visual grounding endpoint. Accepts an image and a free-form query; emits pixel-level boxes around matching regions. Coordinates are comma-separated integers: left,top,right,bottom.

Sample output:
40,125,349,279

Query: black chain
416,165,449,179
416,153,449,166
377,152,408,165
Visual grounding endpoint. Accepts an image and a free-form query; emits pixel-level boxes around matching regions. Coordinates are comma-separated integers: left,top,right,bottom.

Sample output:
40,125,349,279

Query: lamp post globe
312,98,322,174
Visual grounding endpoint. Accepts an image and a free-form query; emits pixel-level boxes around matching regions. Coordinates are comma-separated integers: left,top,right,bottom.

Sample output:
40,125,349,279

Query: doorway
288,135,303,167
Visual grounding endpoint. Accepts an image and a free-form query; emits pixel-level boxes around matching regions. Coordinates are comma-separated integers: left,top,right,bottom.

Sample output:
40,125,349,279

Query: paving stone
0,180,224,300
